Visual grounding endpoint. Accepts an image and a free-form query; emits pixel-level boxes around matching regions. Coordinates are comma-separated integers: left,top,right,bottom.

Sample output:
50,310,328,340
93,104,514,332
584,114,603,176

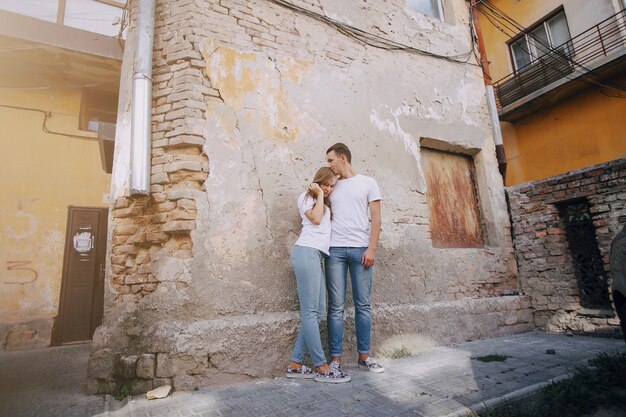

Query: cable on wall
265,0,479,66
0,104,101,141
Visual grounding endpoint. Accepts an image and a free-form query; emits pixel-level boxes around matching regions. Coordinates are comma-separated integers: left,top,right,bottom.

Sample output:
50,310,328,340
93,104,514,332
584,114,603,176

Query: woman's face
319,177,337,197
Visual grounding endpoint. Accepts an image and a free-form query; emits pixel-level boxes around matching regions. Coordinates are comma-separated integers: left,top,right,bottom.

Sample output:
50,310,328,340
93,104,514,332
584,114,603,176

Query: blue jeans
289,245,327,367
326,246,373,356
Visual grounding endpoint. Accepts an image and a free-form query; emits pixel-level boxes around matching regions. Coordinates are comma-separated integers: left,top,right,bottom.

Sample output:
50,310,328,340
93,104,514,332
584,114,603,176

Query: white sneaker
358,357,385,373
285,364,315,379
314,366,351,383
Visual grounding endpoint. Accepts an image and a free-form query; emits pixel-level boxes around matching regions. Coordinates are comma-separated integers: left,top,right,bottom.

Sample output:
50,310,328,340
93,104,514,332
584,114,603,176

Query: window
79,90,117,132
407,0,443,20
510,10,571,71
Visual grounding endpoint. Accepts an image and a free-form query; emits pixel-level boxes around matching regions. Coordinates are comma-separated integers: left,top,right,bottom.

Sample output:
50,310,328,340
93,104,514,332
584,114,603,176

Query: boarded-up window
422,148,484,248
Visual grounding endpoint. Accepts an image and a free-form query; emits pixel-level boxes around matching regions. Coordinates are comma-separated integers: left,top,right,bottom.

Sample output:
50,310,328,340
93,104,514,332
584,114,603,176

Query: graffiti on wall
5,260,38,285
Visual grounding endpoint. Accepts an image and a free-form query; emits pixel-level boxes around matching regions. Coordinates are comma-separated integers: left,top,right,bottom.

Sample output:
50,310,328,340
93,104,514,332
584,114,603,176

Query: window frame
507,7,571,72
407,0,444,21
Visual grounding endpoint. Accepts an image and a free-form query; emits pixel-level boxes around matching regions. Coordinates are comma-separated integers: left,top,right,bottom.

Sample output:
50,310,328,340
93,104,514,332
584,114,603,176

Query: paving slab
1,331,624,417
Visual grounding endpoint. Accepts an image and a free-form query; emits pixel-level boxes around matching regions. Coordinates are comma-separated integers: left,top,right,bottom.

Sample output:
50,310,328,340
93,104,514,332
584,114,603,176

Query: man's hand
362,247,376,268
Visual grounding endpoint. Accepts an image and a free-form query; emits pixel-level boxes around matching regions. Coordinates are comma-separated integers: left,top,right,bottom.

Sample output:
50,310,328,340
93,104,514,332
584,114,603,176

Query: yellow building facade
0,88,112,349
0,2,123,350
477,0,626,186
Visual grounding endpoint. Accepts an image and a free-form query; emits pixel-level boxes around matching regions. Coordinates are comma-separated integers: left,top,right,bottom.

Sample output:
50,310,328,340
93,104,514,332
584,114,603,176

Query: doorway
53,206,108,345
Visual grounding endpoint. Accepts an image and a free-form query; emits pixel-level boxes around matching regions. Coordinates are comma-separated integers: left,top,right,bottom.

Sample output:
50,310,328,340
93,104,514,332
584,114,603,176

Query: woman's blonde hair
305,167,337,211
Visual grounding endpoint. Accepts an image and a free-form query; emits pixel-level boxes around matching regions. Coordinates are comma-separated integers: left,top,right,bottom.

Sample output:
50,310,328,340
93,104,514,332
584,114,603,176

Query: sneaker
314,367,351,383
285,364,315,379
329,360,344,373
358,357,385,373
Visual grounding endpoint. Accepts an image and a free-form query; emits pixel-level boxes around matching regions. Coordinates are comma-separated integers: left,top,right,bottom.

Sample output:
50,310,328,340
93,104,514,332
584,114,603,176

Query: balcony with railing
493,9,626,121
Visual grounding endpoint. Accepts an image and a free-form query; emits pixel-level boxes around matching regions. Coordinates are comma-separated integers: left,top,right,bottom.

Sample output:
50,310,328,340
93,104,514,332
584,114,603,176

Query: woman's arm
304,184,325,225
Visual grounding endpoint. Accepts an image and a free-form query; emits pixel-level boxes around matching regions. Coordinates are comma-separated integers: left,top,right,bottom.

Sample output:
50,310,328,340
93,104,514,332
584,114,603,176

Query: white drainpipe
130,0,156,195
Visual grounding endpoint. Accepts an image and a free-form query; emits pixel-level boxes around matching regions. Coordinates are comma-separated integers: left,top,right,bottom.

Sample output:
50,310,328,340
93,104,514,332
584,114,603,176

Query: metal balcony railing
493,9,626,111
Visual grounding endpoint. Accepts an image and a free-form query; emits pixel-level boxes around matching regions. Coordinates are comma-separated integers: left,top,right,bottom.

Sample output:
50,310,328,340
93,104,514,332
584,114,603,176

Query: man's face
326,151,343,175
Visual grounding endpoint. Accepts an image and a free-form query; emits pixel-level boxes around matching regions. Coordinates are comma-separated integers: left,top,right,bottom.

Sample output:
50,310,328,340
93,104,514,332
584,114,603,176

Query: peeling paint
200,39,313,142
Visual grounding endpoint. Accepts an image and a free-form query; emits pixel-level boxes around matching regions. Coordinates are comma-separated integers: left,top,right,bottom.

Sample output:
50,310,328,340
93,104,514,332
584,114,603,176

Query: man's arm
362,200,381,268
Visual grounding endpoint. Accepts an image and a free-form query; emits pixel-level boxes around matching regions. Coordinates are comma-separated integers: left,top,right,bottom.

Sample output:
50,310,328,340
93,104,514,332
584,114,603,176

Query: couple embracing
286,143,384,383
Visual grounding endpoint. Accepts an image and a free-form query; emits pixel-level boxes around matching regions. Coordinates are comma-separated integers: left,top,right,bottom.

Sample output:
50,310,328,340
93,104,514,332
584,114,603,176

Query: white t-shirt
329,174,381,247
294,192,332,255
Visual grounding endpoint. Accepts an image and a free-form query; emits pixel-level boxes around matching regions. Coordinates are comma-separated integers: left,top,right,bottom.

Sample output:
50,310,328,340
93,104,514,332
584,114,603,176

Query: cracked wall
89,0,532,394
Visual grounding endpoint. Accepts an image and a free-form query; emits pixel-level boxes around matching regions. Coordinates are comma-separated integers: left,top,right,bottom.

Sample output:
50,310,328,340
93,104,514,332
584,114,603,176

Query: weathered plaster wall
508,159,626,334
89,0,532,394
0,88,111,350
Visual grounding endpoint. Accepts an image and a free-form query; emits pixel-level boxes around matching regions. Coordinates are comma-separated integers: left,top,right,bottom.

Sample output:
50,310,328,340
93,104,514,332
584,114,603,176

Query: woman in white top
285,167,350,383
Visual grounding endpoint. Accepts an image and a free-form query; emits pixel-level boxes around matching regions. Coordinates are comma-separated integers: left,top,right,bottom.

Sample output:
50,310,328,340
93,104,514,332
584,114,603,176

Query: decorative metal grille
560,201,611,308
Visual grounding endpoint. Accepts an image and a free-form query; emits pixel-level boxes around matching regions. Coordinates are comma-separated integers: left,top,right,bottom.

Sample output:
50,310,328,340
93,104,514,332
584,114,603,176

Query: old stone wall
89,0,533,394
507,159,626,334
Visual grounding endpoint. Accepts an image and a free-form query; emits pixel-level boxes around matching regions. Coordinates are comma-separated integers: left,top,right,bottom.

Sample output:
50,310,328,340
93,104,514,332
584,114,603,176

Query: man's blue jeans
289,245,327,367
326,246,373,357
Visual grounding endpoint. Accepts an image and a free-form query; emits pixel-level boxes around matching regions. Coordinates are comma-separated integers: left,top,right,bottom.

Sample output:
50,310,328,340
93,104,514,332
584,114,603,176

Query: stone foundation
87,295,532,393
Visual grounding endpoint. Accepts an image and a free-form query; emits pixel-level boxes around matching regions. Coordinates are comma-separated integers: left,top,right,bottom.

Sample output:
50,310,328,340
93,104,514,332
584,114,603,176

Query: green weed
379,347,412,359
473,354,511,363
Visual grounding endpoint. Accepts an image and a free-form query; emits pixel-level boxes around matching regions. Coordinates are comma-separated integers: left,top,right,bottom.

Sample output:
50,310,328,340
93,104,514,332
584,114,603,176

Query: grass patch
473,354,511,363
379,347,412,359
468,350,626,417
114,385,131,401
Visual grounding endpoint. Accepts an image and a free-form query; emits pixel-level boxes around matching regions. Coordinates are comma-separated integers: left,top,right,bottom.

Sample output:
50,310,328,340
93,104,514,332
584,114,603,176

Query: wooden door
54,207,107,345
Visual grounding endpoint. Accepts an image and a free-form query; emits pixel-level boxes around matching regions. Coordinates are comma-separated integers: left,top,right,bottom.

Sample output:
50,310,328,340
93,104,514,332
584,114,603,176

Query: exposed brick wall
507,159,626,334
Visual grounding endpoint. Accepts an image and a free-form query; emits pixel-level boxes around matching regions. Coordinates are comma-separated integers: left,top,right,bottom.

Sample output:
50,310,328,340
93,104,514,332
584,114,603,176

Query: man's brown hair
326,142,352,163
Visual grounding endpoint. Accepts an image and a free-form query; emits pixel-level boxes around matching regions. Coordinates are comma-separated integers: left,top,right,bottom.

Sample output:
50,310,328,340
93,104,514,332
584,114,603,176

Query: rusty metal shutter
422,148,484,248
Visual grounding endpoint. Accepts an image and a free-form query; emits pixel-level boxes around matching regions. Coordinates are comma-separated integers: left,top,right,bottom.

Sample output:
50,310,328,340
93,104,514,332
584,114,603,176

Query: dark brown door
54,206,107,345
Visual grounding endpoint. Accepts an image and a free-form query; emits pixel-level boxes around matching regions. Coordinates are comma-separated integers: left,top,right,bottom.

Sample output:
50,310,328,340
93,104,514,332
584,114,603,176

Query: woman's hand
309,183,323,197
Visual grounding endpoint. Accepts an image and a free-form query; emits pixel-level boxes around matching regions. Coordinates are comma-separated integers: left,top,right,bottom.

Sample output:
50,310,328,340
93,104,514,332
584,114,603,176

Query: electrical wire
0,104,101,141
265,0,479,66
474,0,626,98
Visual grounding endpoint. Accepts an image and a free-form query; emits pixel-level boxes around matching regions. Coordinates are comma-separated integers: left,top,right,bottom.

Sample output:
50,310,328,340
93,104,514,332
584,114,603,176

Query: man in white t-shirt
325,143,385,373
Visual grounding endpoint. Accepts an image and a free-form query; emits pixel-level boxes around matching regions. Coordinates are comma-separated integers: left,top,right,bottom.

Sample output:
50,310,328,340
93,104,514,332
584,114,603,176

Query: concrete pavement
1,331,624,417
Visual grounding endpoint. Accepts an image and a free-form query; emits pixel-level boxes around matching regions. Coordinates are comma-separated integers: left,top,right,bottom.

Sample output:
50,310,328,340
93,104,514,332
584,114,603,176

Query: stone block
156,201,177,212
163,161,204,173
176,198,196,210
146,231,169,243
167,135,205,148
88,349,115,380
115,355,138,380
156,353,207,378
125,274,147,285
136,354,157,379
130,379,154,395
113,244,139,256
169,208,196,221
152,172,170,185
153,377,173,388
162,220,195,234
115,225,139,235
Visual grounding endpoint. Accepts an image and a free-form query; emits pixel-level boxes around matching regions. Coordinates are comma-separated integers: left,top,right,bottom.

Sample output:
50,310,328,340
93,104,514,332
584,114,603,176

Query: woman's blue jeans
289,245,327,367
326,246,373,357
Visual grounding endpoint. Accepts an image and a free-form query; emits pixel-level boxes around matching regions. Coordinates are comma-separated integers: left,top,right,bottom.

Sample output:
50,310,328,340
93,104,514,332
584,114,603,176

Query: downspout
130,0,156,195
471,0,507,181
